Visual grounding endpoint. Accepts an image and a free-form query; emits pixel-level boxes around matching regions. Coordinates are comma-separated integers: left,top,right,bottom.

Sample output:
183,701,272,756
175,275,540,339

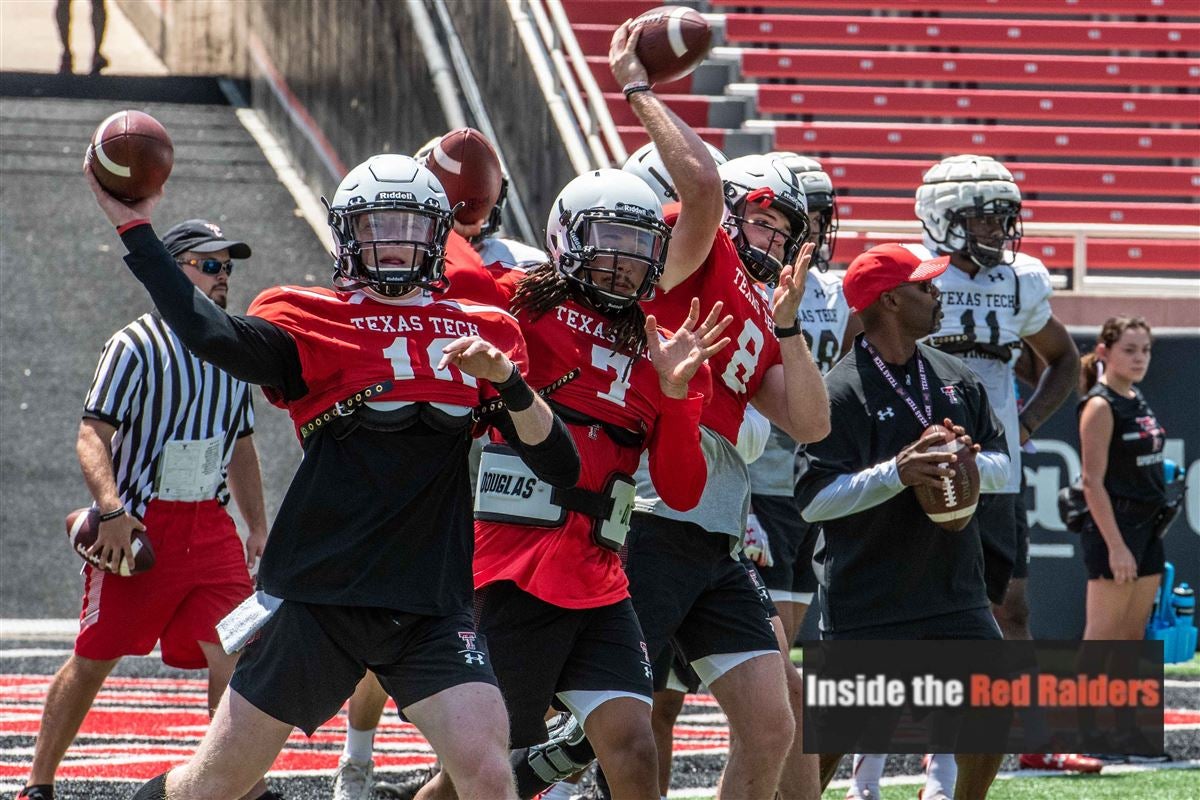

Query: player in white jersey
910,155,1079,639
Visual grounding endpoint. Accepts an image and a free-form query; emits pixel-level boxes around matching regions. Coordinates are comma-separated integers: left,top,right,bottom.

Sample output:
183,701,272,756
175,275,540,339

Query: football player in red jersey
86,153,580,800
417,167,732,800
515,22,830,800
332,134,551,800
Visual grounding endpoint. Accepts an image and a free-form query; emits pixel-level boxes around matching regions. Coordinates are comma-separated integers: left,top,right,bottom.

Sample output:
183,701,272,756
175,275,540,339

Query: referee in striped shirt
20,220,277,800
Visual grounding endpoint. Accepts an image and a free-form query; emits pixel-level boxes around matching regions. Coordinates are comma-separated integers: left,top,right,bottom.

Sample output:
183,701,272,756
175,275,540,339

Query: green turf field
812,768,1199,800
1165,652,1200,677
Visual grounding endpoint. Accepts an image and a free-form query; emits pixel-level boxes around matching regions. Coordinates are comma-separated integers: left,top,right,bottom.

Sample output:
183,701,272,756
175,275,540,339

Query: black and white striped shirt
83,312,254,518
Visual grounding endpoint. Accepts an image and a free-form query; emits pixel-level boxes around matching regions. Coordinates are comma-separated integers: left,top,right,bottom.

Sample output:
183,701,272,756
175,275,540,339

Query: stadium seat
721,14,1200,53
819,158,1200,199
747,85,1200,126
762,120,1200,160
831,196,1200,227
736,48,1200,89
831,235,1199,276
708,0,1200,17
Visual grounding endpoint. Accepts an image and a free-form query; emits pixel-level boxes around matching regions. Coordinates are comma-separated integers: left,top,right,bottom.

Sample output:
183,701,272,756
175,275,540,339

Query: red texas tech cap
843,244,949,313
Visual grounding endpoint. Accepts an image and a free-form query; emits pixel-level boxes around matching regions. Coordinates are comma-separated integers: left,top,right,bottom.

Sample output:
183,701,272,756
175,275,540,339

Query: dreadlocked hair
510,263,648,361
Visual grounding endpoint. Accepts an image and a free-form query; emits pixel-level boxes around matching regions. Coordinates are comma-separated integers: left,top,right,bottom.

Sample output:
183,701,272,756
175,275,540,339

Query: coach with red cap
794,243,1012,798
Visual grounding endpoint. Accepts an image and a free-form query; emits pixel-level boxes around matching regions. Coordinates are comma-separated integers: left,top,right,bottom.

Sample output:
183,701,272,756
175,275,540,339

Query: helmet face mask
770,152,838,272
719,155,810,284
916,154,1023,271
950,199,1022,269
326,155,456,296
547,170,671,315
725,184,809,284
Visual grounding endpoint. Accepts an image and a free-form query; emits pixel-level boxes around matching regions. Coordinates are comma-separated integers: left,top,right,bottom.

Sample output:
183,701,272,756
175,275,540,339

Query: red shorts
75,499,253,669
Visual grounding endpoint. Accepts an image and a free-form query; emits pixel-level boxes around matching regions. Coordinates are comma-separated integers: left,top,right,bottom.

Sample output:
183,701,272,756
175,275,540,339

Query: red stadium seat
722,14,1200,53
831,235,1199,275
560,0,662,26
618,126,727,153
751,85,1200,126
737,48,1200,89
832,196,1200,227
766,120,1199,159
603,93,714,127
709,0,1200,17
819,158,1200,199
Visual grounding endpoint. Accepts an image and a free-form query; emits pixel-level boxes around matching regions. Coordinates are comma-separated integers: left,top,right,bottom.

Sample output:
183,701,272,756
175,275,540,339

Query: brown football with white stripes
421,127,504,227
86,109,174,202
913,424,981,532
66,507,156,576
631,5,713,86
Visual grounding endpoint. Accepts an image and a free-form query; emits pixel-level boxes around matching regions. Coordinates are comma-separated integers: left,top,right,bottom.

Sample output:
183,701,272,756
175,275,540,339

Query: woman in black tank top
1077,316,1166,640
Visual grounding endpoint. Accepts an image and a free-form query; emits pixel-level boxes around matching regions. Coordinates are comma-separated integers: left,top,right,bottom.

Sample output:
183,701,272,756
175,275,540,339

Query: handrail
836,219,1200,295
507,0,594,174
430,0,537,244
545,0,628,166
406,0,468,132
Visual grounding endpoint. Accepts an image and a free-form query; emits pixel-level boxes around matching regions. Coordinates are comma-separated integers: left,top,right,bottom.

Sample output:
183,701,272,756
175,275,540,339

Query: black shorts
1080,501,1166,581
626,513,780,669
821,606,1002,641
476,581,653,748
752,493,819,603
652,641,702,694
976,493,1019,605
230,601,495,735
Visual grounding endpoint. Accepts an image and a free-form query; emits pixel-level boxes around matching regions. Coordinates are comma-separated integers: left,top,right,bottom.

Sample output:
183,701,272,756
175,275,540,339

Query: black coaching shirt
796,335,1006,633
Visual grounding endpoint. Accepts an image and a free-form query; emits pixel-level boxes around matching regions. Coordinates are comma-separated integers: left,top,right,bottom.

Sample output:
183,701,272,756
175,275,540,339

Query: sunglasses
176,257,234,276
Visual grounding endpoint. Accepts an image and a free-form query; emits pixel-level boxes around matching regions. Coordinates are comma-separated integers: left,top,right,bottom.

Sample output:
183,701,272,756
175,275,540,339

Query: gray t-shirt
634,425,751,545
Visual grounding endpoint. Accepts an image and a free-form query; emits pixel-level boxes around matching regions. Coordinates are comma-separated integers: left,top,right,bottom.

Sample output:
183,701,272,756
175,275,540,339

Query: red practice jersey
473,293,710,609
643,207,781,445
442,231,510,307
247,285,526,436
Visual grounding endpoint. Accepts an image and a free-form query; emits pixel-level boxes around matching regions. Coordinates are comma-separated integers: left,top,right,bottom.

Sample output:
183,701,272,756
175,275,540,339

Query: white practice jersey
749,268,852,496
905,243,1054,494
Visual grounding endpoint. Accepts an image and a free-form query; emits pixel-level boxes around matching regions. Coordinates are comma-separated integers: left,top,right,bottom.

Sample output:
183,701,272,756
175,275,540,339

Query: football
87,110,174,201
421,127,504,227
65,507,156,576
631,5,713,86
912,424,980,532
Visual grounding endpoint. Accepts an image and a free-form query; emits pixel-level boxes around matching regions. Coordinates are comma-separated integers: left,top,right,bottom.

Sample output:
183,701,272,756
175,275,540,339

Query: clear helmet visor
579,220,665,299
350,209,437,277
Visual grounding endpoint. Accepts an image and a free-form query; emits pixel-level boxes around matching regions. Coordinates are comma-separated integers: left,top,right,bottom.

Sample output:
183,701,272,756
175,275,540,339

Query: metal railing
507,0,627,172
836,219,1200,295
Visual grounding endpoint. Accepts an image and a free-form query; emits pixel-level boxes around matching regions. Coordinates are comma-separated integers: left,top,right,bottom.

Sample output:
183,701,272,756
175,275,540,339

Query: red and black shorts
75,499,252,669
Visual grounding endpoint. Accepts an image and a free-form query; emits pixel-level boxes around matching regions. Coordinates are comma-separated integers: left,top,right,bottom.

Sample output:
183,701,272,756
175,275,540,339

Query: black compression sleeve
120,224,308,400
491,412,580,489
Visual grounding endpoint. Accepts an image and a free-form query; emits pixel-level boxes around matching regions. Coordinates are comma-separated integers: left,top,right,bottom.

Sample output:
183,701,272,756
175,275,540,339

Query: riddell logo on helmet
615,202,651,217
377,191,416,201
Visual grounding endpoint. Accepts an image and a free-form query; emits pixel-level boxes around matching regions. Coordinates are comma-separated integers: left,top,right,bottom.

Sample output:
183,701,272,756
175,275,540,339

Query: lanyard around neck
861,337,932,429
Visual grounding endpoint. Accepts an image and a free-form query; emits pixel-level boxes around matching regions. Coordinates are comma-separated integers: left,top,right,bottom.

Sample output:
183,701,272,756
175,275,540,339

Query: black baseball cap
162,219,251,259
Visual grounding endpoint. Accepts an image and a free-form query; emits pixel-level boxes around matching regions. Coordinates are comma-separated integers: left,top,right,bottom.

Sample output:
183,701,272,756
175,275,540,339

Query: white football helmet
719,154,809,283
326,154,456,295
768,152,838,272
622,141,728,203
915,154,1023,269
546,169,671,313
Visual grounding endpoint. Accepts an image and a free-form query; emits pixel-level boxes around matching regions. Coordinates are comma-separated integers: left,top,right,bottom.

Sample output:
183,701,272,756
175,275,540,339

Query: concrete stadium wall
115,0,575,241
442,0,578,236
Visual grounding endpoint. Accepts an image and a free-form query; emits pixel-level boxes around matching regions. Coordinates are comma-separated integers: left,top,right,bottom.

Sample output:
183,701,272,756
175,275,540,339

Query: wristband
97,506,127,522
116,218,150,235
774,323,801,339
495,364,535,412
623,81,652,100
